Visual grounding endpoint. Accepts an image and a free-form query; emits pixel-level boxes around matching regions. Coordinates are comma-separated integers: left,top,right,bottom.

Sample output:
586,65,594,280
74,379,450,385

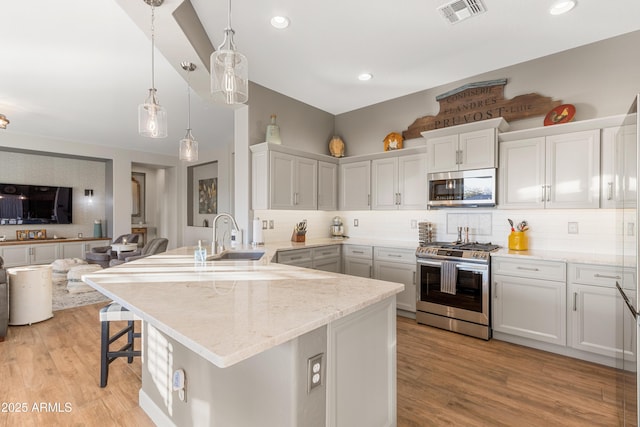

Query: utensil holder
508,231,528,251
291,231,306,243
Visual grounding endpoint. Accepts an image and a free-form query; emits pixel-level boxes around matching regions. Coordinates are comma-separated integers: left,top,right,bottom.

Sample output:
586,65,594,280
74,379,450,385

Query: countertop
491,248,631,266
82,245,404,369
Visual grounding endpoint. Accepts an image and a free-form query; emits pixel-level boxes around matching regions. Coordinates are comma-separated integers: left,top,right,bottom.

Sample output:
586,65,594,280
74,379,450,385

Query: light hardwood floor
0,304,625,426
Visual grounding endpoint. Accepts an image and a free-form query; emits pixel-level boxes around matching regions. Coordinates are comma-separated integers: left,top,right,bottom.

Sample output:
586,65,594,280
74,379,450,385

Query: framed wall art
131,172,146,223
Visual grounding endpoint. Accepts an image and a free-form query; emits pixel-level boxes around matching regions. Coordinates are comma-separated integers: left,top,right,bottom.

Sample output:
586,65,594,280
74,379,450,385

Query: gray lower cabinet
311,245,341,273
276,248,313,268
492,257,567,346
373,247,416,314
342,245,373,278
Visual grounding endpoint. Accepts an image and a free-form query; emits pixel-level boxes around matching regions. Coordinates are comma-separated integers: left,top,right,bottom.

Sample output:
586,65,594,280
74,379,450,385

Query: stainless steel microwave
428,168,496,208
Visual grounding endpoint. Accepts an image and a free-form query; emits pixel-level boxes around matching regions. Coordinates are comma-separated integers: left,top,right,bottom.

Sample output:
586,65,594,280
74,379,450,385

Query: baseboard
139,389,176,427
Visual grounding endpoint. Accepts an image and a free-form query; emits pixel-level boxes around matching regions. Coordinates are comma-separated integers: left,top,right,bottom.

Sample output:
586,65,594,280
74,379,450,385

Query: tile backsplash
253,208,633,256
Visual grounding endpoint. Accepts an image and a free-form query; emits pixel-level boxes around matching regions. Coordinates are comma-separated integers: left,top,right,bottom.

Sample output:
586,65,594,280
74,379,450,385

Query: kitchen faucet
212,213,239,254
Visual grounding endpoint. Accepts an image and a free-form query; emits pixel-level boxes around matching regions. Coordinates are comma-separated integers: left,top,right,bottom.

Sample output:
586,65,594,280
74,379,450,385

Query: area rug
52,281,110,311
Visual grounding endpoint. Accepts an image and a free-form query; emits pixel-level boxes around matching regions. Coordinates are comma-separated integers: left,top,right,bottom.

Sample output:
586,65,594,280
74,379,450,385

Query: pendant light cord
186,69,191,130
151,4,156,92
227,0,232,30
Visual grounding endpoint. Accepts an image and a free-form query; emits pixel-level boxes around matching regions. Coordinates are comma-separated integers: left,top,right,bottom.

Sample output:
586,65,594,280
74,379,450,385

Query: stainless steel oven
416,242,498,340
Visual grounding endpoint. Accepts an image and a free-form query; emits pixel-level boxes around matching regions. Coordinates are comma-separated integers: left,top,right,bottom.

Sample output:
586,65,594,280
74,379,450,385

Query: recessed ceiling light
270,16,290,29
549,0,576,15
358,73,373,81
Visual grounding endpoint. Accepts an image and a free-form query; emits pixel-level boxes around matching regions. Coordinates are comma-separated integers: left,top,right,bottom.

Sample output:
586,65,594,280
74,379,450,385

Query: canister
508,231,528,251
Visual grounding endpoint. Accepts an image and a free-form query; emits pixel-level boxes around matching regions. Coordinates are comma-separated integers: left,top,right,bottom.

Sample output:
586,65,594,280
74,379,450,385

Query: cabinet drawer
343,245,372,259
492,257,565,281
277,249,312,264
374,247,415,264
311,245,341,260
569,263,636,289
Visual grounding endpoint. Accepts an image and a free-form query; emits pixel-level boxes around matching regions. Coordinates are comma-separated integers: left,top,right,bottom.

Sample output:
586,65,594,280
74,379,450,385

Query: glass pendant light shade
139,1,167,138
211,0,248,105
179,130,198,161
138,89,168,138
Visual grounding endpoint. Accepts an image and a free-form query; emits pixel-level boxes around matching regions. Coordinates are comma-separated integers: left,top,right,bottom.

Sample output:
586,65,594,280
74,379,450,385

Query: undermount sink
207,250,265,261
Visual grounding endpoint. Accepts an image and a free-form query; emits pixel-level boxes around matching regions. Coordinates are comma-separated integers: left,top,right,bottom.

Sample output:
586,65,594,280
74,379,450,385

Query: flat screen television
0,183,73,224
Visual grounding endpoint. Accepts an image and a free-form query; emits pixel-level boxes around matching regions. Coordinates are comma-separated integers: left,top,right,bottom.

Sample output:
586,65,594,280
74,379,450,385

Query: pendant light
138,0,168,138
179,62,198,162
210,0,248,104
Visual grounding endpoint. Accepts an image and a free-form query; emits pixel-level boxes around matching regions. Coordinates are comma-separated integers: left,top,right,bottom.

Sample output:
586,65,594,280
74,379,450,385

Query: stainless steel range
415,241,500,340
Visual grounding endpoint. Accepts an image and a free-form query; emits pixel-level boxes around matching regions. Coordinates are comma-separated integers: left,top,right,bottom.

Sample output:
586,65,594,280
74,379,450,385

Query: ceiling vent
438,0,486,24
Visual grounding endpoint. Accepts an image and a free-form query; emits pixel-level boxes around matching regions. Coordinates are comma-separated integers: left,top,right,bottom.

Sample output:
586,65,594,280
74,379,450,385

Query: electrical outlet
628,222,635,236
269,220,274,229
307,353,323,393
410,219,417,229
262,220,267,230
568,222,579,234
354,219,359,227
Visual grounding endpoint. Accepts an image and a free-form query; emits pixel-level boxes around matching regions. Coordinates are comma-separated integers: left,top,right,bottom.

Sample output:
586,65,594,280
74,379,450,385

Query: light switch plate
568,222,579,234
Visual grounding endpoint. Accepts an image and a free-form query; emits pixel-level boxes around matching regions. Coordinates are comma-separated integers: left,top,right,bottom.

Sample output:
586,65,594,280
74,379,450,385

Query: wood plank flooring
0,304,624,426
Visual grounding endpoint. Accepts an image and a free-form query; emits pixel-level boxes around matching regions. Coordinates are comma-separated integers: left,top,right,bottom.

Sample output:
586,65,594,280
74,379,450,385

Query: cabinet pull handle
546,185,551,202
369,265,372,277
594,273,621,280
388,254,402,258
573,292,578,311
290,256,302,260
413,271,416,284
352,250,364,254
294,192,299,205
541,185,546,202
516,266,539,271
607,182,613,201
367,194,371,206
494,282,497,299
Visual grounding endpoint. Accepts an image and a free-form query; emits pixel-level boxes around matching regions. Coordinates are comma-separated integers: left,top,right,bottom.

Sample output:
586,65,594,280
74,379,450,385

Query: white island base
139,297,397,427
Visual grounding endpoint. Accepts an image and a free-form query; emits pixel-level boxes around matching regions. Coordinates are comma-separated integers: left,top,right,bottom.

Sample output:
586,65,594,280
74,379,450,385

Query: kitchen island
82,246,403,427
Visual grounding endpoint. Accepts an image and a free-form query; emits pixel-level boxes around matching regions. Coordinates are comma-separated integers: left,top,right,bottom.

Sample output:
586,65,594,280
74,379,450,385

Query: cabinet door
426,134,458,173
343,257,372,278
371,158,398,210
251,149,269,210
0,245,31,267
318,161,338,211
458,128,497,171
498,137,545,208
398,154,427,209
31,243,59,265
339,161,371,210
546,129,600,208
569,284,636,360
269,152,296,209
294,157,318,210
60,242,84,259
493,275,566,345
601,125,637,208
374,260,416,313
313,257,341,273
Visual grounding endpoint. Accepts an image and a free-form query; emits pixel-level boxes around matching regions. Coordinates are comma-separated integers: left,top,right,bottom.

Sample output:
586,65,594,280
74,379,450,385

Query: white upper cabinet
339,161,371,210
545,130,600,208
423,119,507,173
251,143,336,211
371,154,427,210
269,151,317,210
601,125,637,208
499,137,546,208
318,161,338,211
499,129,601,209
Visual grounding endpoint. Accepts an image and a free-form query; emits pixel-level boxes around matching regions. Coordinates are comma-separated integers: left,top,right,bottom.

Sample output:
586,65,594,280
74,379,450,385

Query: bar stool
99,302,141,387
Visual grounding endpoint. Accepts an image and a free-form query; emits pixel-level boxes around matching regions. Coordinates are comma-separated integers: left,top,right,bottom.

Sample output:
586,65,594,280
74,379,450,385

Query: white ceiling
2,0,640,157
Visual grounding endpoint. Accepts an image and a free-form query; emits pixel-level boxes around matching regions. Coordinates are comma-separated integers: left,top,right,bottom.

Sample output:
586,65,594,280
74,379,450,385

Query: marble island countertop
82,246,404,369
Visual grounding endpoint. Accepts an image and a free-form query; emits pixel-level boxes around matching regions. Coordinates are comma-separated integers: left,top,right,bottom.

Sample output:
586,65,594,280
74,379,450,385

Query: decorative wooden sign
402,79,562,139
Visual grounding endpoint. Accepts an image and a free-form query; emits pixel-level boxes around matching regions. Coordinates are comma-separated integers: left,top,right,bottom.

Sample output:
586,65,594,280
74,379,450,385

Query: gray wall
248,82,336,155
335,30,640,156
